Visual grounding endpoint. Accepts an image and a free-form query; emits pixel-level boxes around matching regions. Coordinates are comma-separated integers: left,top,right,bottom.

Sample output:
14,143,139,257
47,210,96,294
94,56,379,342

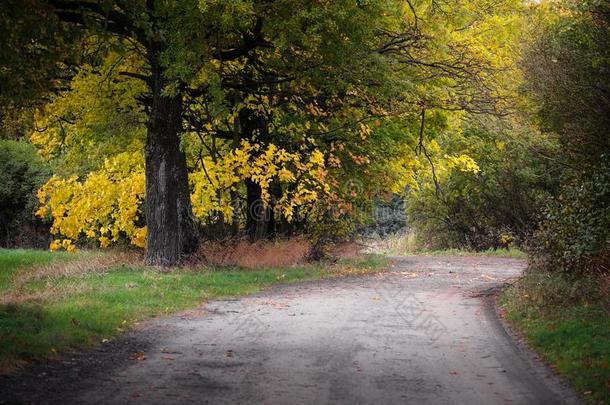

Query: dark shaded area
0,141,51,248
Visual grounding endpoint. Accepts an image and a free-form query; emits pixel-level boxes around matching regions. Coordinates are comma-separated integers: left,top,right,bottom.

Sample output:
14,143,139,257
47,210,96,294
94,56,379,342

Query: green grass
0,249,74,292
500,272,610,404
0,249,386,370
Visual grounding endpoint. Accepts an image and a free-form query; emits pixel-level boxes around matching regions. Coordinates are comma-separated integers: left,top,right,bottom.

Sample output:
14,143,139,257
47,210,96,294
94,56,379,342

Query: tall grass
362,232,526,258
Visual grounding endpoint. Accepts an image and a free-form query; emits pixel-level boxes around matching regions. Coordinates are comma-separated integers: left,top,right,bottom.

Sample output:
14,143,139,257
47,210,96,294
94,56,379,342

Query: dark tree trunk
230,190,241,236
144,52,199,266
245,179,269,241
240,107,273,241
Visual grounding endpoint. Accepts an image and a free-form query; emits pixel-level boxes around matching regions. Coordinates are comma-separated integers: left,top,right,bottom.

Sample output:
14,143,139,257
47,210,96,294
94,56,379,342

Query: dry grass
190,237,312,268
361,232,526,258
1,239,368,306
362,231,420,255
190,238,367,268
15,250,142,283
2,250,142,305
327,241,366,260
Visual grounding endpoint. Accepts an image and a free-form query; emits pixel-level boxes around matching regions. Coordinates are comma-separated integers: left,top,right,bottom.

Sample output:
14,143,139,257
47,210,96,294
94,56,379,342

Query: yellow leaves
428,139,441,154
99,236,110,248
38,139,331,248
49,239,62,251
131,227,147,248
278,168,295,182
62,239,76,253
35,206,48,218
499,232,515,246
358,123,373,140
49,239,76,253
37,152,146,250
190,141,328,224
309,150,325,166
445,154,481,174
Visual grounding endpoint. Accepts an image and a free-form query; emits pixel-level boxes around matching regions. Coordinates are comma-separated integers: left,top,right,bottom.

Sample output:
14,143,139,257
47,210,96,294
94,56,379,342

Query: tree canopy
1,0,606,275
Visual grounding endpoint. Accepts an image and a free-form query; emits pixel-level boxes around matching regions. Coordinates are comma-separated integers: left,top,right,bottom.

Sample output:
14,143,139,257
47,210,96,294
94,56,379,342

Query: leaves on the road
397,271,419,278
132,351,146,361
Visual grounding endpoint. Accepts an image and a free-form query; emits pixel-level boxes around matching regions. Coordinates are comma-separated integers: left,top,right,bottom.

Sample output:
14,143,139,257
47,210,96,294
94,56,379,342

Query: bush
0,140,51,247
523,0,610,276
505,268,607,316
531,155,610,276
406,121,558,251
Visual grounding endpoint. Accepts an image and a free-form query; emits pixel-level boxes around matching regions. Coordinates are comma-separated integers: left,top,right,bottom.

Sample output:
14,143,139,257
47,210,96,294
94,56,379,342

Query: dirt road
0,256,582,404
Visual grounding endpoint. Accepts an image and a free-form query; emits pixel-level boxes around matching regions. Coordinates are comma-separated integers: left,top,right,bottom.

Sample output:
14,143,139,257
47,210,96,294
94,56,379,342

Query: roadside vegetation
501,271,610,404
0,248,386,372
363,232,526,258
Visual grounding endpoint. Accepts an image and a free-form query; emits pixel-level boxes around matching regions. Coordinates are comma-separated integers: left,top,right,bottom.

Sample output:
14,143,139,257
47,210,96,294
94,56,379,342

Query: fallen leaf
225,350,234,358
132,351,146,361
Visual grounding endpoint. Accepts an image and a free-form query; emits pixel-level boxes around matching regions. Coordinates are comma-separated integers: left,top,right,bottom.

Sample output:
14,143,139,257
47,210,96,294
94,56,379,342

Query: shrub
531,156,610,276
523,0,610,276
0,140,51,247
406,121,557,251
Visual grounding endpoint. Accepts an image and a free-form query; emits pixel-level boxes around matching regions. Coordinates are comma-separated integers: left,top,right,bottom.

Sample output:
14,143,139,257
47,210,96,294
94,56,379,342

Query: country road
1,256,582,405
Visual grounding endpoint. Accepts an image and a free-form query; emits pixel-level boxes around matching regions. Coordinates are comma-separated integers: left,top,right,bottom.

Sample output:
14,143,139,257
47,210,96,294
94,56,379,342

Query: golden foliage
190,140,329,223
37,152,146,251
37,141,330,250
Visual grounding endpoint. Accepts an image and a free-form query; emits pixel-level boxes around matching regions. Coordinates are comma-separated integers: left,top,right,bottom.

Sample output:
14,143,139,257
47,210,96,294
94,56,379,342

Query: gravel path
0,256,582,404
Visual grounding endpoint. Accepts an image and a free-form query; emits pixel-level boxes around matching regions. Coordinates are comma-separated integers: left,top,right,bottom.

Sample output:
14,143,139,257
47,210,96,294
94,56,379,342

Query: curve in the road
0,256,582,405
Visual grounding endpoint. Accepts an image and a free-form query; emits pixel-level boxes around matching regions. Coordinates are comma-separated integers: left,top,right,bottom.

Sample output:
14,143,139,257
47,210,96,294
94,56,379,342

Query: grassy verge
500,271,610,404
408,248,526,258
0,249,387,371
0,249,75,293
362,232,527,258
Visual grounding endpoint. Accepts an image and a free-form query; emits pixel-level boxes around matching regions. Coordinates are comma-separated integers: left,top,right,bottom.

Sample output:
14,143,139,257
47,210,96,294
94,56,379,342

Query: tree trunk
245,179,269,241
230,190,241,236
240,107,273,241
144,54,199,266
